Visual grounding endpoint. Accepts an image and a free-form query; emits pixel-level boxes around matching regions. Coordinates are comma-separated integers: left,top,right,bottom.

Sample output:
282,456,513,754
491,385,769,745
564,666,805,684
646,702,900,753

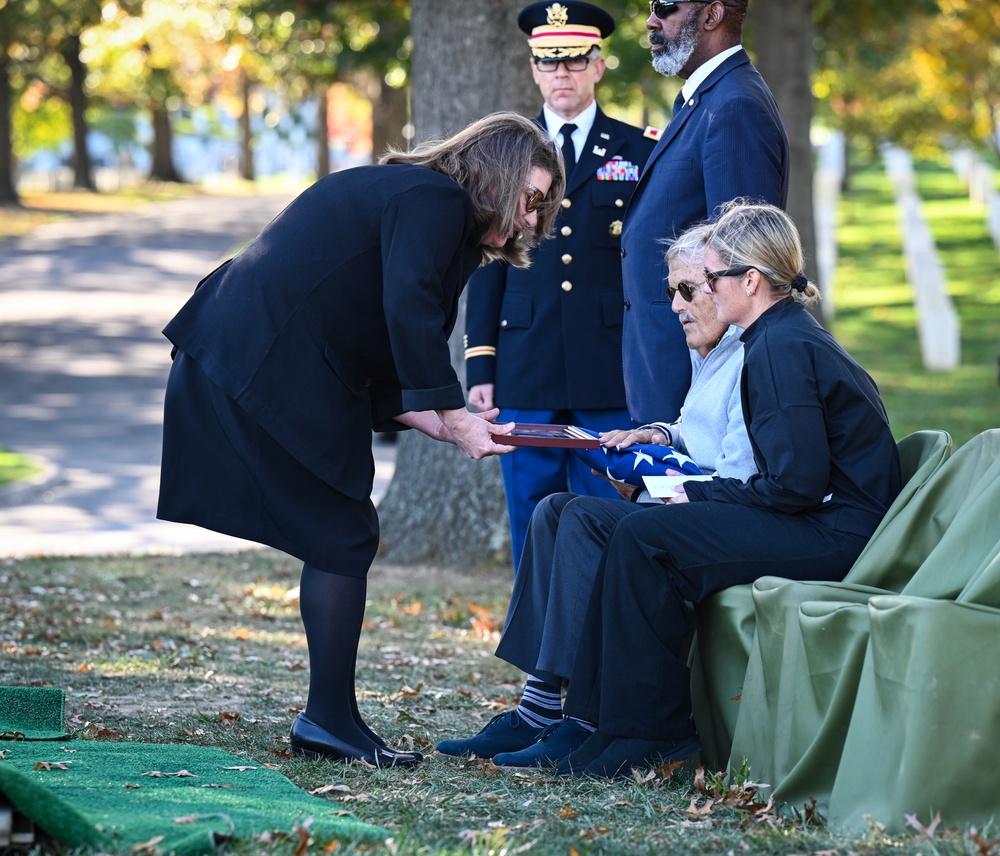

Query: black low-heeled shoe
290,714,422,768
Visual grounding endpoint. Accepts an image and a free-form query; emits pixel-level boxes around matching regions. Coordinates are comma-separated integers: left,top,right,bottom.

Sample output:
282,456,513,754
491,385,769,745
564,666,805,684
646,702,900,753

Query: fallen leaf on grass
174,816,199,824
632,760,684,787
201,783,233,789
142,769,198,778
558,806,579,819
310,784,352,795
125,783,141,789
387,683,423,701
131,835,165,852
579,826,610,839
395,710,429,726
222,765,257,772
34,761,71,771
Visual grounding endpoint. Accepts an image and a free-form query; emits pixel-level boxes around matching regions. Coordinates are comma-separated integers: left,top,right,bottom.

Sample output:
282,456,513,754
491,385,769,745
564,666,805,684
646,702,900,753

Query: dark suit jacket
621,49,790,425
163,164,483,500
464,107,655,410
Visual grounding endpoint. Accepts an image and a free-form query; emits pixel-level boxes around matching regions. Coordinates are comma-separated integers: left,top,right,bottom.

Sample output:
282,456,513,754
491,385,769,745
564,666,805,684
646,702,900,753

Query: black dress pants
562,500,871,741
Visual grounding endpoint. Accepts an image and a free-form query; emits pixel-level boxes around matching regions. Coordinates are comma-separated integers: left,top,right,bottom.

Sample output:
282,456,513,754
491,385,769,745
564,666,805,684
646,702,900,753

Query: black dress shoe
556,731,701,778
290,714,422,768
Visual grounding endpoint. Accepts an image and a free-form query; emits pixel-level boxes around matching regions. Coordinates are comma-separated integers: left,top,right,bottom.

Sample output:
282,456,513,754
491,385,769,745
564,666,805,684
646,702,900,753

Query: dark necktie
559,123,577,176
672,90,686,119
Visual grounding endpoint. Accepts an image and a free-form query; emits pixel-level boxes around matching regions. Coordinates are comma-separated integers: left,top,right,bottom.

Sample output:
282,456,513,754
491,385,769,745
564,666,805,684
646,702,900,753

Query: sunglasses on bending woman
648,0,738,19
524,184,546,213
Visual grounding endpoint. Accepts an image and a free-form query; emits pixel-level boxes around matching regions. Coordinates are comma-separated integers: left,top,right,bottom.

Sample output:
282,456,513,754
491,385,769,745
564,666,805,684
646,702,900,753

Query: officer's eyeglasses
533,56,593,73
667,282,700,302
524,184,546,213
704,265,755,291
648,0,735,19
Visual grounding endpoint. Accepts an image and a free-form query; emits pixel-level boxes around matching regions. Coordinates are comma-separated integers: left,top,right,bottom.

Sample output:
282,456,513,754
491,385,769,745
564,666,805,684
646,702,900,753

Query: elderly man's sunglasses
648,0,737,20
667,282,699,302
524,184,545,213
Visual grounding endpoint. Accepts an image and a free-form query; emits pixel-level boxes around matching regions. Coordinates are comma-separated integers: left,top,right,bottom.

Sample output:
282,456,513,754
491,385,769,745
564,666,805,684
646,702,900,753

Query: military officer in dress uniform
464,0,657,569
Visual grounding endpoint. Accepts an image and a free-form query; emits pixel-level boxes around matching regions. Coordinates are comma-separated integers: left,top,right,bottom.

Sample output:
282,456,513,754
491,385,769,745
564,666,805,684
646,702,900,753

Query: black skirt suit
158,165,484,575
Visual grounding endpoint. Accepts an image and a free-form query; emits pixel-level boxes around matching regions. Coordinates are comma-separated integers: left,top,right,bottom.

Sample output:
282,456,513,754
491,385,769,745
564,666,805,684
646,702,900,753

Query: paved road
0,193,396,559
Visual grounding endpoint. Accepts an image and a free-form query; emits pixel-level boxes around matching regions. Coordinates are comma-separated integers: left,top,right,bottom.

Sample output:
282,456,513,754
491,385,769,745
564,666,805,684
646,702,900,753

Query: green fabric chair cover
829,588,1000,831
690,430,952,771
728,429,1000,824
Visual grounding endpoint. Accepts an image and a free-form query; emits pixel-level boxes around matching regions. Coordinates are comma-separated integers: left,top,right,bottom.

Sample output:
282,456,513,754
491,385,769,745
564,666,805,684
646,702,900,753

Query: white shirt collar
542,100,597,160
681,45,743,102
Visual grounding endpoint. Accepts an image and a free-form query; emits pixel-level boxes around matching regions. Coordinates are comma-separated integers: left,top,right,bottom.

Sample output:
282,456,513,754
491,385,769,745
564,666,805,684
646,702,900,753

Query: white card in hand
642,474,714,498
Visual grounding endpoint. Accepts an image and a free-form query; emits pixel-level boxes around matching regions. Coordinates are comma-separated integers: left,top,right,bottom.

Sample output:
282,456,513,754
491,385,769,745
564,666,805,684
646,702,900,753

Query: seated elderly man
436,223,756,766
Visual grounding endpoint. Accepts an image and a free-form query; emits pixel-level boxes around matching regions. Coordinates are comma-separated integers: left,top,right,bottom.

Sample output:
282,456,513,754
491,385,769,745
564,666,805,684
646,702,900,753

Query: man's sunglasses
667,282,699,302
648,0,737,20
704,265,755,291
524,184,546,213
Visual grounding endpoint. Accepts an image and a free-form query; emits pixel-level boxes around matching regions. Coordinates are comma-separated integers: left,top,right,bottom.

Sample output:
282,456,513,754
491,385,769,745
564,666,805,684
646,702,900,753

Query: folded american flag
571,428,703,487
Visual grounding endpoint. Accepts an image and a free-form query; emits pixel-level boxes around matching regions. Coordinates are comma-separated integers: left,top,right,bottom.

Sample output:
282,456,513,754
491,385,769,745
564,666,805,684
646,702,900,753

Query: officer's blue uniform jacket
464,107,655,410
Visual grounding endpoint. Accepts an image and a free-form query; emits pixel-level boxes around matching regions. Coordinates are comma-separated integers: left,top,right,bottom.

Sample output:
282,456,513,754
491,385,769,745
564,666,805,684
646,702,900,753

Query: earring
746,288,753,297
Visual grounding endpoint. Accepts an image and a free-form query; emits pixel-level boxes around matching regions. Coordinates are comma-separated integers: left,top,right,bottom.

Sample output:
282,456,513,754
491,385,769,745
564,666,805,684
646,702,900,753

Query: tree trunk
376,0,537,568
148,103,183,182
240,69,254,181
316,84,331,177
749,0,821,323
371,77,409,158
61,34,96,192
0,49,19,204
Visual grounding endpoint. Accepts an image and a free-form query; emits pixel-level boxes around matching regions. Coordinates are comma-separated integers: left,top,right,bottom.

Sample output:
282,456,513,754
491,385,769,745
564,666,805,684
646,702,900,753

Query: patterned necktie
559,123,578,176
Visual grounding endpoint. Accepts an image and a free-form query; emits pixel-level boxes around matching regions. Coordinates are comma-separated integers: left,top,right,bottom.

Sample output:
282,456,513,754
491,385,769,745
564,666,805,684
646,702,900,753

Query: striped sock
515,676,563,729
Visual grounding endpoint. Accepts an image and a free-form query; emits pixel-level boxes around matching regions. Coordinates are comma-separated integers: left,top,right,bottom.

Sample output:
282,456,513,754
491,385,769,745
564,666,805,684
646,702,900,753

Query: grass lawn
3,550,996,855
832,158,1000,446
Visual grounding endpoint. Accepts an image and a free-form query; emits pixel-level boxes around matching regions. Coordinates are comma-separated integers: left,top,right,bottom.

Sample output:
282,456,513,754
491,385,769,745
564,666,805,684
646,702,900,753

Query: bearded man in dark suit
621,0,789,425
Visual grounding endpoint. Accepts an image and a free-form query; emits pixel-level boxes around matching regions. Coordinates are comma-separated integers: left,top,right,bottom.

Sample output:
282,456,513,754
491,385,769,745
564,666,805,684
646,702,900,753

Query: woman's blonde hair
380,112,565,268
706,199,821,304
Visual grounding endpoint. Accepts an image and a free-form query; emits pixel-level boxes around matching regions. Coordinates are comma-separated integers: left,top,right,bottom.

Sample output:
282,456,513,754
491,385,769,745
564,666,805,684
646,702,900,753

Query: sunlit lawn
832,157,1000,446
3,551,994,855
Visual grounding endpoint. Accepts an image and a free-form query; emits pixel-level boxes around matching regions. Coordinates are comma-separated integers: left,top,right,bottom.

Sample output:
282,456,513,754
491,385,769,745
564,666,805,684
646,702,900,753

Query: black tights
299,564,384,750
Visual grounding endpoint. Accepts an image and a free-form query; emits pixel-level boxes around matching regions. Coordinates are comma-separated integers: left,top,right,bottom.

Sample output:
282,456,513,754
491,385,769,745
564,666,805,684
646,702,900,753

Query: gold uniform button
561,281,573,292
561,198,572,209
615,198,624,208
561,225,572,236
561,254,573,264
